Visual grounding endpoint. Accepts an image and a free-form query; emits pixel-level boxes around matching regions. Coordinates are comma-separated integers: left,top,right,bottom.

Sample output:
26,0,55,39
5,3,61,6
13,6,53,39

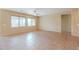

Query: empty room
0,8,79,50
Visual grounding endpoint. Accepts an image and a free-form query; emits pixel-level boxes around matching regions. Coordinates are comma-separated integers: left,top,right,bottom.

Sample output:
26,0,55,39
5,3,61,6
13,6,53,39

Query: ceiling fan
33,9,40,16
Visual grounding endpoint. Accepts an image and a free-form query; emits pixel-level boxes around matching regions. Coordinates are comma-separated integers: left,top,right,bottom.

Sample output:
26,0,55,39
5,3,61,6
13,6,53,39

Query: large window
19,17,26,27
27,18,36,26
11,16,36,28
27,18,32,26
11,16,26,28
11,16,19,27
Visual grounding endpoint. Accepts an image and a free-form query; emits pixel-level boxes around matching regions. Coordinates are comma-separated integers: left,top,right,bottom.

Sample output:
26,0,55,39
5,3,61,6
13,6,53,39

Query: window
11,16,36,28
11,16,19,27
27,18,36,26
19,17,26,26
11,16,26,28
27,18,32,26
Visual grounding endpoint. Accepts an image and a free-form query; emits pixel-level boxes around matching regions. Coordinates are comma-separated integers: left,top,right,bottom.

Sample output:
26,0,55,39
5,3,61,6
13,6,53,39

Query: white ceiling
5,8,73,16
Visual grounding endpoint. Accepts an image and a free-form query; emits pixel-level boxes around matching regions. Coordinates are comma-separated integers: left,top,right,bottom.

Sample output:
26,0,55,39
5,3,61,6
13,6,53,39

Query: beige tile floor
0,31,79,50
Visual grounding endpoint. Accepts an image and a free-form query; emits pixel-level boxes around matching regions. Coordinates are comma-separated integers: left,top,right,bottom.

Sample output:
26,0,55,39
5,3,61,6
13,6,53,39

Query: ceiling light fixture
33,9,40,16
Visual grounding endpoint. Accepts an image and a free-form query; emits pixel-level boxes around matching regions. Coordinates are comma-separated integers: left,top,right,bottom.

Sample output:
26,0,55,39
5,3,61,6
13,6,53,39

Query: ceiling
5,8,73,16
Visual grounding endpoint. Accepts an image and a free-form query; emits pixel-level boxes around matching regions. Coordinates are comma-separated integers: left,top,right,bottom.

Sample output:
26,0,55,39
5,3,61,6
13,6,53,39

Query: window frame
11,16,26,28
27,18,36,27
11,16,19,28
11,16,36,28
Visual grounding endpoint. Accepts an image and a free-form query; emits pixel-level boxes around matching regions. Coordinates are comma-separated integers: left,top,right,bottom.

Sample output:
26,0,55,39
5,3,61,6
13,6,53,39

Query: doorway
61,14,71,35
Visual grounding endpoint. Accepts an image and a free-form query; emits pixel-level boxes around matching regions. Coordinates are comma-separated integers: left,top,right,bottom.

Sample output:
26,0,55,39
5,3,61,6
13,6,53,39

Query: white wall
71,9,79,37
39,9,79,37
39,14,61,32
0,10,2,35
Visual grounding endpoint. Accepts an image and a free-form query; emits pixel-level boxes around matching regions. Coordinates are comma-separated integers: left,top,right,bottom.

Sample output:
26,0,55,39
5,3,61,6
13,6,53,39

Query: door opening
61,14,71,35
